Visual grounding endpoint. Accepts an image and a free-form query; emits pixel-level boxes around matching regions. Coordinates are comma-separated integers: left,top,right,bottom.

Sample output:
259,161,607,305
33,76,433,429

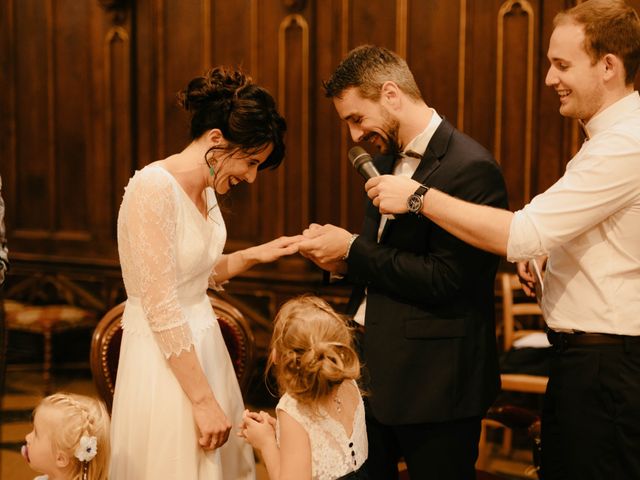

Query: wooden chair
481,273,548,469
90,291,255,412
4,274,100,395
500,273,549,394
478,405,542,479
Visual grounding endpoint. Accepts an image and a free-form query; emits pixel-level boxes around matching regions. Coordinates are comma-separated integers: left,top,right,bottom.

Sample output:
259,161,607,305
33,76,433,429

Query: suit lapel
379,118,455,242
411,118,454,184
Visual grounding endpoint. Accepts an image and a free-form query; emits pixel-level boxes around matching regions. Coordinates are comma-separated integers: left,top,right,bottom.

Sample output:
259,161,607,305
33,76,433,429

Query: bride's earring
209,164,215,177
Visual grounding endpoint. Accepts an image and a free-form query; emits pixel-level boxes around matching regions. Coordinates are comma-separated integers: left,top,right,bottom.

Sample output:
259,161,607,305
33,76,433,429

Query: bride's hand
193,396,232,450
248,235,304,264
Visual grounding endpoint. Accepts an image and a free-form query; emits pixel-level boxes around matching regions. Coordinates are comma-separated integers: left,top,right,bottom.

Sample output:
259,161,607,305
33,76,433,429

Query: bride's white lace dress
109,165,255,479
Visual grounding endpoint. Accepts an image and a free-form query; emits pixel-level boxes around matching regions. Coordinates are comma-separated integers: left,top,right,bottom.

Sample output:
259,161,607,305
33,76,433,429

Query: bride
110,66,300,479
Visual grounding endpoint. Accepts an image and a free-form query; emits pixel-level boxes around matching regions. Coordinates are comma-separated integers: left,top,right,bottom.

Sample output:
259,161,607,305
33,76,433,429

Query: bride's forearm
210,250,259,284
210,235,302,285
167,348,215,405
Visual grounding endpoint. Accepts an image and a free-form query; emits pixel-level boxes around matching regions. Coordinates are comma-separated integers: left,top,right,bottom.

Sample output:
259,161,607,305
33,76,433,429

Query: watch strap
413,184,429,196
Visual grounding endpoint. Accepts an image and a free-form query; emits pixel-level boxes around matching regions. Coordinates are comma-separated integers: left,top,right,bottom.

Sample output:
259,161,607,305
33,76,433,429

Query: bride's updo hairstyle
177,66,286,170
267,295,360,409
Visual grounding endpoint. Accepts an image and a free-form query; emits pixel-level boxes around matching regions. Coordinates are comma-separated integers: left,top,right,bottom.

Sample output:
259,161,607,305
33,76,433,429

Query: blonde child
239,295,368,480
21,393,110,480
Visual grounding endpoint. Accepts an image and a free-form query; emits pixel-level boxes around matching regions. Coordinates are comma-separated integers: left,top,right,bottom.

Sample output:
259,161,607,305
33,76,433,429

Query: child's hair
267,295,360,409
37,393,110,480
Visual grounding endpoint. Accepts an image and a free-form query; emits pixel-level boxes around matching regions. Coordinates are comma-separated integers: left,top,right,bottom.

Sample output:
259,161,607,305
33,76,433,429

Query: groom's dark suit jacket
346,118,508,425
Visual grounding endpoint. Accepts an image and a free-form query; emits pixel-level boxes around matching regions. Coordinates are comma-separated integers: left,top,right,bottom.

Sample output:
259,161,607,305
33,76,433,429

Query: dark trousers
541,343,640,480
364,404,481,480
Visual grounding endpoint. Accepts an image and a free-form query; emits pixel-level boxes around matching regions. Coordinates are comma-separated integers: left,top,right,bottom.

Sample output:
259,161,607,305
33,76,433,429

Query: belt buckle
548,330,568,350
559,332,569,350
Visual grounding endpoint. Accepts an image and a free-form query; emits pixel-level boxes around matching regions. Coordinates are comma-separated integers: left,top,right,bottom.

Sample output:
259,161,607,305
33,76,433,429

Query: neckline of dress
318,381,361,440
149,164,216,224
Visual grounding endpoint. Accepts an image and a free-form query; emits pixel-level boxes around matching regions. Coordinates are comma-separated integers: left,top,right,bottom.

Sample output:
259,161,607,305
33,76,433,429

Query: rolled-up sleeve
507,209,545,262
507,130,640,263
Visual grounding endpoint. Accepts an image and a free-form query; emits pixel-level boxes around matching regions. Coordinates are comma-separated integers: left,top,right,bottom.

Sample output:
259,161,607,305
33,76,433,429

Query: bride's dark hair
177,66,286,170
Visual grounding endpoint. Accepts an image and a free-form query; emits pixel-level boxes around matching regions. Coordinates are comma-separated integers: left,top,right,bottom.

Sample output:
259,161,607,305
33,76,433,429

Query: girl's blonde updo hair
267,295,360,408
38,393,110,480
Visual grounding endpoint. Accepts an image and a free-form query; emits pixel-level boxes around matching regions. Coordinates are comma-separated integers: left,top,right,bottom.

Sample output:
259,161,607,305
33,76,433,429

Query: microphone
348,146,394,220
348,146,380,180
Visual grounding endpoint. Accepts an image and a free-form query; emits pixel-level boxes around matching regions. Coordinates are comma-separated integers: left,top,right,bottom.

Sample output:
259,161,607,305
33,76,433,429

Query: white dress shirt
508,91,640,335
354,110,443,325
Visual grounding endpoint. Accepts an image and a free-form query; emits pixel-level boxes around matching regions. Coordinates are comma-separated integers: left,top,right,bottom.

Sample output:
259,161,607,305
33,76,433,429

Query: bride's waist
123,295,215,336
126,293,206,308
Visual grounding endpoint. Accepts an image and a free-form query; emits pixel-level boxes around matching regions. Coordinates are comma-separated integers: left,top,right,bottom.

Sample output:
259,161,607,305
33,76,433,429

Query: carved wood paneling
279,14,311,234
2,0,640,314
408,0,464,127
495,0,536,207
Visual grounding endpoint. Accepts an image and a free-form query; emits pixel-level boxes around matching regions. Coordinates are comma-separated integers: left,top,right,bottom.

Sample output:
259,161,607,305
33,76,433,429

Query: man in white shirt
367,1,640,478
299,45,508,479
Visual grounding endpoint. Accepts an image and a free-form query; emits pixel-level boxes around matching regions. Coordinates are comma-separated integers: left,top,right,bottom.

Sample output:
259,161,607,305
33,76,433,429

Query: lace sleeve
122,168,193,358
207,265,228,291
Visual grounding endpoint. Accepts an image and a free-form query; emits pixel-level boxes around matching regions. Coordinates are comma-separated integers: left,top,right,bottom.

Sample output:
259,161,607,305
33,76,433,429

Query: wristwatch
406,184,429,214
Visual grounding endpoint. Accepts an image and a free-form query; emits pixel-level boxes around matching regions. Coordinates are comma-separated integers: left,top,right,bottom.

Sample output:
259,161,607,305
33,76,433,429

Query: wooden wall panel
14,0,52,233
3,0,122,258
408,0,464,126
495,1,537,208
279,13,311,235
312,0,345,228
55,0,92,233
2,0,640,323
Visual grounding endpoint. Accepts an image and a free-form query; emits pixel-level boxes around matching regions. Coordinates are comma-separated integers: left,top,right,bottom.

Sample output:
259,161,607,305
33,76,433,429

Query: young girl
22,393,110,480
240,295,368,480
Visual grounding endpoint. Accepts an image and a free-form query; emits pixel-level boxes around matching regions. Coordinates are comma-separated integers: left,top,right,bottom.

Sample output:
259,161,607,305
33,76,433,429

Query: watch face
407,194,422,213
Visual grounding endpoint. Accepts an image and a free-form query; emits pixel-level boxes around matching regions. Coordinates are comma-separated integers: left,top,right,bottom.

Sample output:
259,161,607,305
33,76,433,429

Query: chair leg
43,328,52,395
501,427,513,456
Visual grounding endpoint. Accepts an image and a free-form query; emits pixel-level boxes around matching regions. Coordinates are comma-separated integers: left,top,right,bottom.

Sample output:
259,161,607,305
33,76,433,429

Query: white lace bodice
276,381,368,480
117,165,226,357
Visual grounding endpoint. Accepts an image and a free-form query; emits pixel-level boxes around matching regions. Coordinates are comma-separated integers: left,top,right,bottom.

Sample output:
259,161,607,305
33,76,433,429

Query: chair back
501,273,545,351
90,292,255,412
499,273,548,394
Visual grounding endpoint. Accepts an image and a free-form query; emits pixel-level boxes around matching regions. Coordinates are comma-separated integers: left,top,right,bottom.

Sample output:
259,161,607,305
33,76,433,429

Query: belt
547,329,640,349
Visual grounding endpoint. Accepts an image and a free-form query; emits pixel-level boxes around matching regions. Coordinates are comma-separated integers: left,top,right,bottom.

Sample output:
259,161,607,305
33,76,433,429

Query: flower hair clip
75,435,97,480
75,435,98,462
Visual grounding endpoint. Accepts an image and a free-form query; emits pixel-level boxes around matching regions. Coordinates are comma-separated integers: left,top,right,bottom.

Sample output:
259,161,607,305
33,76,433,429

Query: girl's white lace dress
276,380,368,480
109,165,255,479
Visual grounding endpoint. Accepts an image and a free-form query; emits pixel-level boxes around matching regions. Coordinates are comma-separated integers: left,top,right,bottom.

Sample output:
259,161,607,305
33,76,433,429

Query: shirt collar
584,91,640,139
403,109,443,158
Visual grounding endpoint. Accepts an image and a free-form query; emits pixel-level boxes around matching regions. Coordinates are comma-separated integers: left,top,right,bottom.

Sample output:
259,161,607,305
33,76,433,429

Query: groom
299,45,508,479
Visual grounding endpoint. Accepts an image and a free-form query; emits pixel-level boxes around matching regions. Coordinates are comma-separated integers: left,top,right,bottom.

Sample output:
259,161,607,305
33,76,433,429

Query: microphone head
348,146,372,170
348,146,380,180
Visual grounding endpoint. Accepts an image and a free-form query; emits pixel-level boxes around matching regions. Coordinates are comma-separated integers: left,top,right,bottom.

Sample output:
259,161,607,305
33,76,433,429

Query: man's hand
366,175,421,214
298,223,352,274
516,257,547,298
